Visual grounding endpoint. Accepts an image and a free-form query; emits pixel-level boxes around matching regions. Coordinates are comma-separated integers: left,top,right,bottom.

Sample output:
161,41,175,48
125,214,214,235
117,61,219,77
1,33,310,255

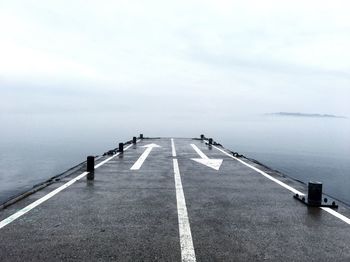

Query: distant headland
266,112,347,119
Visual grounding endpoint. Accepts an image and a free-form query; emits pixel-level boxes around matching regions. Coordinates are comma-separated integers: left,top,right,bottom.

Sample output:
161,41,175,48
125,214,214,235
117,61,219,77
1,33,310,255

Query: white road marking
321,207,350,225
130,143,161,170
212,144,350,225
0,171,88,229
172,139,196,262
191,144,208,159
0,142,137,229
212,144,304,195
190,144,223,171
171,138,177,157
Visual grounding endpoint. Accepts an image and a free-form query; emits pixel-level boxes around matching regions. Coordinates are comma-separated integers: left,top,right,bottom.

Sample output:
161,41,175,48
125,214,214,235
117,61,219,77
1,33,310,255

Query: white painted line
321,207,350,225
0,171,88,229
0,141,138,229
191,144,208,159
172,139,196,262
212,144,350,225
171,138,177,157
212,144,304,195
190,144,223,171
130,143,161,170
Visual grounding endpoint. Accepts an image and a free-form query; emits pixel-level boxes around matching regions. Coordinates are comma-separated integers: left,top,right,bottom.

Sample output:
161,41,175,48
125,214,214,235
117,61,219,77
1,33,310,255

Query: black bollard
140,134,144,139
133,137,137,144
308,182,322,206
200,134,205,140
208,138,213,145
86,156,95,180
119,143,124,153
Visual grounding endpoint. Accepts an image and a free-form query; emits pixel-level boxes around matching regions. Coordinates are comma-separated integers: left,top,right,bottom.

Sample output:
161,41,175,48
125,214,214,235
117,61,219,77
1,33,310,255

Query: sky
2,0,350,206
1,0,350,123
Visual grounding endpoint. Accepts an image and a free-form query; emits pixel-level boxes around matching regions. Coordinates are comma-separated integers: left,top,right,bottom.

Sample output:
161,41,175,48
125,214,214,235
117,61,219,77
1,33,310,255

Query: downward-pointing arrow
190,144,223,170
130,143,161,170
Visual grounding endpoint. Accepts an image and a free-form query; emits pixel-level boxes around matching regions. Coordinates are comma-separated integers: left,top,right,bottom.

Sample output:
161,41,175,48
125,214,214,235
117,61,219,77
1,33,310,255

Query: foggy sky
1,0,350,120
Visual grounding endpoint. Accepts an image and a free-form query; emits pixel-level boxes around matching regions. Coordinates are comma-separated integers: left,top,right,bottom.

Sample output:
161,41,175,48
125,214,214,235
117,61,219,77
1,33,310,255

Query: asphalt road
0,137,349,261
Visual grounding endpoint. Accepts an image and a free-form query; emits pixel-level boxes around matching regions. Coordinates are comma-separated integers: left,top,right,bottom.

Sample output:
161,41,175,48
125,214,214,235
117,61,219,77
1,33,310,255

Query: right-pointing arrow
190,144,223,171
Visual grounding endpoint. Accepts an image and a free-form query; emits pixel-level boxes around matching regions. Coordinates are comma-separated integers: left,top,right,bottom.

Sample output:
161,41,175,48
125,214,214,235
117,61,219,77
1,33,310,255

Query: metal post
208,138,213,145
308,182,322,206
200,134,204,140
133,137,137,144
140,134,144,139
119,143,124,153
86,156,95,180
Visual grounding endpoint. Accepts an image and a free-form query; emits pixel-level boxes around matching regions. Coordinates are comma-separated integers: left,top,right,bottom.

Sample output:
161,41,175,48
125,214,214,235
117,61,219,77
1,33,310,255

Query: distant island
267,112,347,119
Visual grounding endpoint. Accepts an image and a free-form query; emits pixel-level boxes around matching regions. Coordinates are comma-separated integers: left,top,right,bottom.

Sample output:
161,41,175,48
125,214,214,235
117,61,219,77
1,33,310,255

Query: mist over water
1,0,350,207
220,116,350,205
1,113,349,205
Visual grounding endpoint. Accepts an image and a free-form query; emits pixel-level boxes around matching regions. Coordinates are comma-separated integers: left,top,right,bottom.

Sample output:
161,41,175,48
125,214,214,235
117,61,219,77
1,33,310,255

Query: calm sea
1,114,349,205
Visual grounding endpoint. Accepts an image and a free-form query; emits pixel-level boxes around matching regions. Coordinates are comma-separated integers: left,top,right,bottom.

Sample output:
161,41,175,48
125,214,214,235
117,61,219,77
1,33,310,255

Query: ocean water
0,114,349,205
218,117,350,205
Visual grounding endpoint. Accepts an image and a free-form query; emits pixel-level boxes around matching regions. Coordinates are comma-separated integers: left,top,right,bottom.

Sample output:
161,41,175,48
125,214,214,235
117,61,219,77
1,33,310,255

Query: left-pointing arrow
130,143,161,170
190,144,223,170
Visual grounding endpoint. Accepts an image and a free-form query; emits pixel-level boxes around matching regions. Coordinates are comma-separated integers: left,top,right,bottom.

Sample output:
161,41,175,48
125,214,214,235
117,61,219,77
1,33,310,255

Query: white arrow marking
190,144,223,171
130,143,161,170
